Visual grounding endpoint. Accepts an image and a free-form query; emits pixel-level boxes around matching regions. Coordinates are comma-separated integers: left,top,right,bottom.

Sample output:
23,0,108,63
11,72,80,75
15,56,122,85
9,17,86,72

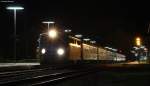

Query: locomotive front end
38,29,68,65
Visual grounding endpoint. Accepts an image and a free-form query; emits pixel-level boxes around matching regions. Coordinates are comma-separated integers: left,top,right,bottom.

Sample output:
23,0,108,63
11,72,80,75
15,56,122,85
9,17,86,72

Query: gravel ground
53,69,150,86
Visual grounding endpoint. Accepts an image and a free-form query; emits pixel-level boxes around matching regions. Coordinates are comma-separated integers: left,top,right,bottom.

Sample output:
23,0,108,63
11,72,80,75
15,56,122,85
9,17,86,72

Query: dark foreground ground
0,63,149,86
53,64,150,86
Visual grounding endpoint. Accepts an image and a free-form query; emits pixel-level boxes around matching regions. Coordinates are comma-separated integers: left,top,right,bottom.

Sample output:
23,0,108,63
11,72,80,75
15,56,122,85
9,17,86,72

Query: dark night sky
0,0,150,58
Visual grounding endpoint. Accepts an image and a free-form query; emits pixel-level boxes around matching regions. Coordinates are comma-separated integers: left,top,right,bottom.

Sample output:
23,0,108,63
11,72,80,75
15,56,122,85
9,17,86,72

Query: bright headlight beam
48,29,57,38
41,48,46,54
57,48,64,56
83,38,90,41
75,34,82,38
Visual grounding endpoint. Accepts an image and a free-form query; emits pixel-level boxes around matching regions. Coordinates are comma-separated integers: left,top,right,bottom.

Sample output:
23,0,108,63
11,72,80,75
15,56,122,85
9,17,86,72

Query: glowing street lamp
42,21,55,31
75,34,83,38
83,38,90,41
105,46,109,49
64,29,72,33
6,6,24,60
90,40,96,44
112,48,118,52
0,0,14,3
136,37,141,46
6,6,24,10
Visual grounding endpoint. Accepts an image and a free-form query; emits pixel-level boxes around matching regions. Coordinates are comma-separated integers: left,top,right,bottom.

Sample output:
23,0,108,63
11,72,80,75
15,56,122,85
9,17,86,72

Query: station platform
0,63,40,67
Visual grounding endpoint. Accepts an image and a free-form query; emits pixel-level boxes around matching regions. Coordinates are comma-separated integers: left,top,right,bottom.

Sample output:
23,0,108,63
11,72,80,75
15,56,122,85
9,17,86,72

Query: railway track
0,65,98,86
0,63,80,78
31,68,98,86
0,67,51,78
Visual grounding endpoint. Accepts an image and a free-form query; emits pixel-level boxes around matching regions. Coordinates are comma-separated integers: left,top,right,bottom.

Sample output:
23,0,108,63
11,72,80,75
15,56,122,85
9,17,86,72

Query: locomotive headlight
41,48,46,54
57,48,65,56
48,29,57,39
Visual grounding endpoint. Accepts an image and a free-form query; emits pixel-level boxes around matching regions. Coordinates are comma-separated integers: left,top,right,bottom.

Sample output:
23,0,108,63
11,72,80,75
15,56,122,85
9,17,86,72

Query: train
37,29,126,65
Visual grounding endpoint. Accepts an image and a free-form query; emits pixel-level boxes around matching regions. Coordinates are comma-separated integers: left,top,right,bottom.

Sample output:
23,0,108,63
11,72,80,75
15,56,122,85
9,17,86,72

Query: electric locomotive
37,29,70,65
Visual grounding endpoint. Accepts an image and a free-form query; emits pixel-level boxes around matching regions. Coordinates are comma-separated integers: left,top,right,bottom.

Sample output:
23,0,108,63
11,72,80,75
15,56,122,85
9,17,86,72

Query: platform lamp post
64,29,72,62
135,37,142,63
90,40,98,60
136,37,141,47
39,21,55,55
75,34,83,61
42,21,55,31
6,6,24,61
112,48,118,62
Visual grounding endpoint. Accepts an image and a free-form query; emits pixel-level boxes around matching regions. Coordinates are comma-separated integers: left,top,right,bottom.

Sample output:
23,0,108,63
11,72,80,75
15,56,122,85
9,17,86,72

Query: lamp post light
135,37,142,63
90,40,96,44
0,0,14,3
136,37,141,46
104,46,109,49
64,29,72,33
83,38,90,42
75,34,83,38
6,6,24,60
42,21,55,31
75,34,84,60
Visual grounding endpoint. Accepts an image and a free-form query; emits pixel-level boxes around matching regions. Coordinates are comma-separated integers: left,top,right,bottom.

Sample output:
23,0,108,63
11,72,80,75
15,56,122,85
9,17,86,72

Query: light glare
42,21,55,24
90,40,96,44
48,29,57,38
75,34,82,38
57,48,65,56
65,29,72,33
83,38,90,41
136,37,141,46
